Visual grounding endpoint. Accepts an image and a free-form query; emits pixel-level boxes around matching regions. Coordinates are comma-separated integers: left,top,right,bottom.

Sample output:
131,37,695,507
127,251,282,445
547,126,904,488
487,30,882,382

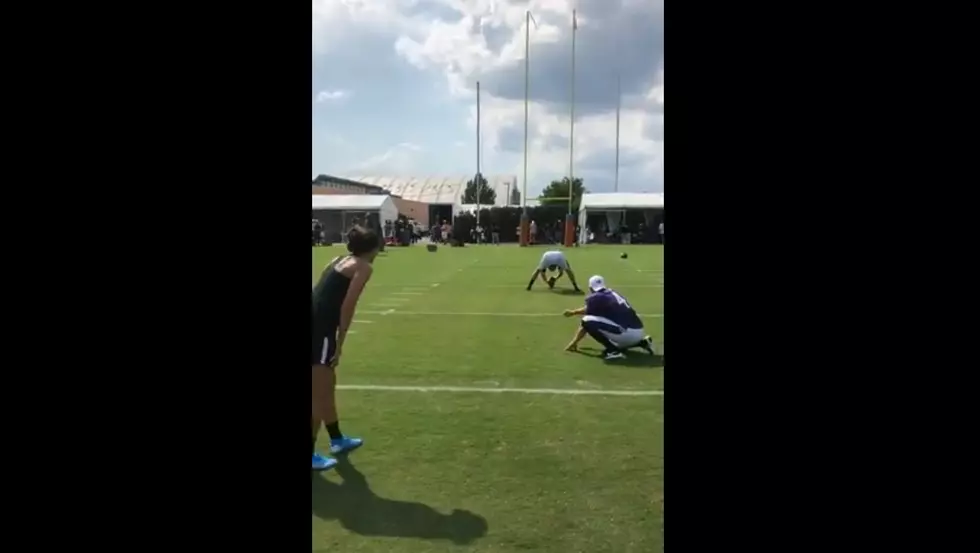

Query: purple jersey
585,289,643,329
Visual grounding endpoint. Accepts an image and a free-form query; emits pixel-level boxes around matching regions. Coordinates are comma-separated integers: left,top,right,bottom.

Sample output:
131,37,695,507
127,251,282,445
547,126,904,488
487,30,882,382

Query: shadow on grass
312,458,488,545
551,288,585,296
572,347,664,368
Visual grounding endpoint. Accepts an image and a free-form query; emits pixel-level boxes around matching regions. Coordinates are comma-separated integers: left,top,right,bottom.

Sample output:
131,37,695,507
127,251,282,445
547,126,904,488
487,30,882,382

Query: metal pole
520,10,532,246
476,80,481,235
564,9,577,247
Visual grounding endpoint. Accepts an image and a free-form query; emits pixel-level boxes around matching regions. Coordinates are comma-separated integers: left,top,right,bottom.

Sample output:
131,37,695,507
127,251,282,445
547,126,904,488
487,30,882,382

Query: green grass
312,244,664,552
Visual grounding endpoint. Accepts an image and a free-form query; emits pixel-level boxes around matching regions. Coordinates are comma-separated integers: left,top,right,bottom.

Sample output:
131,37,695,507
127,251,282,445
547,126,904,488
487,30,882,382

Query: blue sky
312,0,663,197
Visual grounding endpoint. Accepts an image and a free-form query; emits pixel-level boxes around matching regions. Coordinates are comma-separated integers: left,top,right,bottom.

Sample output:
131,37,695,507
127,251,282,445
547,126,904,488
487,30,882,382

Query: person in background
658,221,664,245
491,223,500,245
440,220,451,244
529,220,538,245
312,219,323,246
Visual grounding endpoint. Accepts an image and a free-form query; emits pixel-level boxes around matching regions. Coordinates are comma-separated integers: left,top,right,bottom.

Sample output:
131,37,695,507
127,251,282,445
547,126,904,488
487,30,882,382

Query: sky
312,0,664,198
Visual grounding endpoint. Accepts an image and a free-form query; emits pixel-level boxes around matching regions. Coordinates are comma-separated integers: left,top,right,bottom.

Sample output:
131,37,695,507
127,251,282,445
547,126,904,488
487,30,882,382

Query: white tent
311,194,399,222
577,193,664,244
312,194,399,242
342,175,519,206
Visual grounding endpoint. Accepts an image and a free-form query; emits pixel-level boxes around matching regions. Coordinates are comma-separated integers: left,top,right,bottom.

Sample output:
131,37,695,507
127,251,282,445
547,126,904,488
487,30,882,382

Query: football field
311,244,664,553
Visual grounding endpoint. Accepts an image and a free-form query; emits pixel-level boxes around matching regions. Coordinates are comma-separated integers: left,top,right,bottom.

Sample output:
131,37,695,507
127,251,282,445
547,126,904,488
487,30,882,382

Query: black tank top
311,259,352,328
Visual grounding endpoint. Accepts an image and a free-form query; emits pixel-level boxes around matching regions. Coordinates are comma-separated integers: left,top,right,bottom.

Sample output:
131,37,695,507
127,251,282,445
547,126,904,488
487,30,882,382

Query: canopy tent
311,194,399,243
577,193,664,244
343,175,518,207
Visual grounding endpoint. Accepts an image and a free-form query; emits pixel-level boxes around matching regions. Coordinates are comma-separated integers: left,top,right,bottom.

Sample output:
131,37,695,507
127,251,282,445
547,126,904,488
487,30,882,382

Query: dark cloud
579,146,649,172
498,127,571,154
481,23,513,54
575,165,662,194
497,124,524,153
542,134,567,153
480,0,663,116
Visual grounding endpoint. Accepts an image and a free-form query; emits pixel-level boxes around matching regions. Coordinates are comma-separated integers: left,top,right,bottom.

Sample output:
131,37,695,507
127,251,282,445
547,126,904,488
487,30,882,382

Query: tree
510,187,521,206
462,173,497,205
539,177,586,213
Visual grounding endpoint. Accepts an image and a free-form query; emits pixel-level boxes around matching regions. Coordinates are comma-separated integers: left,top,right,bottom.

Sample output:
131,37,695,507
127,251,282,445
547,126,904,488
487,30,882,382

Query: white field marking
354,320,374,324
431,283,441,288
484,284,662,289
336,384,663,397
383,297,410,301
636,269,663,273
357,310,662,318
392,292,424,295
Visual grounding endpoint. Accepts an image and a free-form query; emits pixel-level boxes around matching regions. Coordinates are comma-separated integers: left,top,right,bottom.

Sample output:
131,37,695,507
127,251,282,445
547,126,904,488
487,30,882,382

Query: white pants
582,315,645,348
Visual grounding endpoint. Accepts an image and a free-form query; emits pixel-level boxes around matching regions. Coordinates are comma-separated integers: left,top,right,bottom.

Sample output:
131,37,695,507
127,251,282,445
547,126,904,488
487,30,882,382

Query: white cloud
315,89,350,103
646,68,664,106
351,142,424,173
312,0,663,193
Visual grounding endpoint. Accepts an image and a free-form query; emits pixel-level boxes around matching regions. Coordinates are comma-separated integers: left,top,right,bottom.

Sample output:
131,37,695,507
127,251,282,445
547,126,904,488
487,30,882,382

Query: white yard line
358,310,662,318
392,292,424,295
336,384,663,397
484,284,663,289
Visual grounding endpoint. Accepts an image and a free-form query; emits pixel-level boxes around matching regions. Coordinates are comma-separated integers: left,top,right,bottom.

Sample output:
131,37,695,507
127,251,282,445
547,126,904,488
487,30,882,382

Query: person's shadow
572,347,665,368
312,458,488,545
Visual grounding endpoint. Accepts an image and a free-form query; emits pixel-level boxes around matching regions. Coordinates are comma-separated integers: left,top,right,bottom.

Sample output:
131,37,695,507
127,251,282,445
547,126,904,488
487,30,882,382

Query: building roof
579,193,664,210
312,174,387,193
342,175,518,206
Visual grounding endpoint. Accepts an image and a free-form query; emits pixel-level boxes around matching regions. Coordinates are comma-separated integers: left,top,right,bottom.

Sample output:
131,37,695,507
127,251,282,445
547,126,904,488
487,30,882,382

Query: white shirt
538,250,569,270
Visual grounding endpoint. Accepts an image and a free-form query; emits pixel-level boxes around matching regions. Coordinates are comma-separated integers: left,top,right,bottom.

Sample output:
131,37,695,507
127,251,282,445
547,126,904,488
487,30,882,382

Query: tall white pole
568,9,577,217
520,11,536,246
522,11,531,213
476,80,482,231
615,73,621,192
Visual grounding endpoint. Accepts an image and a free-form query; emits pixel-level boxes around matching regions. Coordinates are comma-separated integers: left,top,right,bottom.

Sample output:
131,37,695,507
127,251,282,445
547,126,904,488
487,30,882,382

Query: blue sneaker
312,453,337,471
329,436,363,455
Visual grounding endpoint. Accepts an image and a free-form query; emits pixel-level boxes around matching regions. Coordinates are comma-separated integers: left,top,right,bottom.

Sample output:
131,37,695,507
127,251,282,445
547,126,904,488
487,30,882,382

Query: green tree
510,187,521,206
462,173,497,205
539,177,586,212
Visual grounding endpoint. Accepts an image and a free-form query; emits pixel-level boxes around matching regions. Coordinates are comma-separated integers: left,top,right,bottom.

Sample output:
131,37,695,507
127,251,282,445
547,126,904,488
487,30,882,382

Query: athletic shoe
312,453,337,471
548,277,557,289
330,436,364,455
603,350,626,361
640,336,656,355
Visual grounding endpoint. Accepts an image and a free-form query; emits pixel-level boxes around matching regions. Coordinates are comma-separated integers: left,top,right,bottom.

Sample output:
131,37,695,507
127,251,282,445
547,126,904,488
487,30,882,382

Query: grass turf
312,244,664,552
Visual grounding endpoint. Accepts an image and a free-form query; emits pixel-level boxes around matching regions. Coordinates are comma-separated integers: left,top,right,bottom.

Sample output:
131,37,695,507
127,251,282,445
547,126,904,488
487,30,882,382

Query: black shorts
311,326,339,367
